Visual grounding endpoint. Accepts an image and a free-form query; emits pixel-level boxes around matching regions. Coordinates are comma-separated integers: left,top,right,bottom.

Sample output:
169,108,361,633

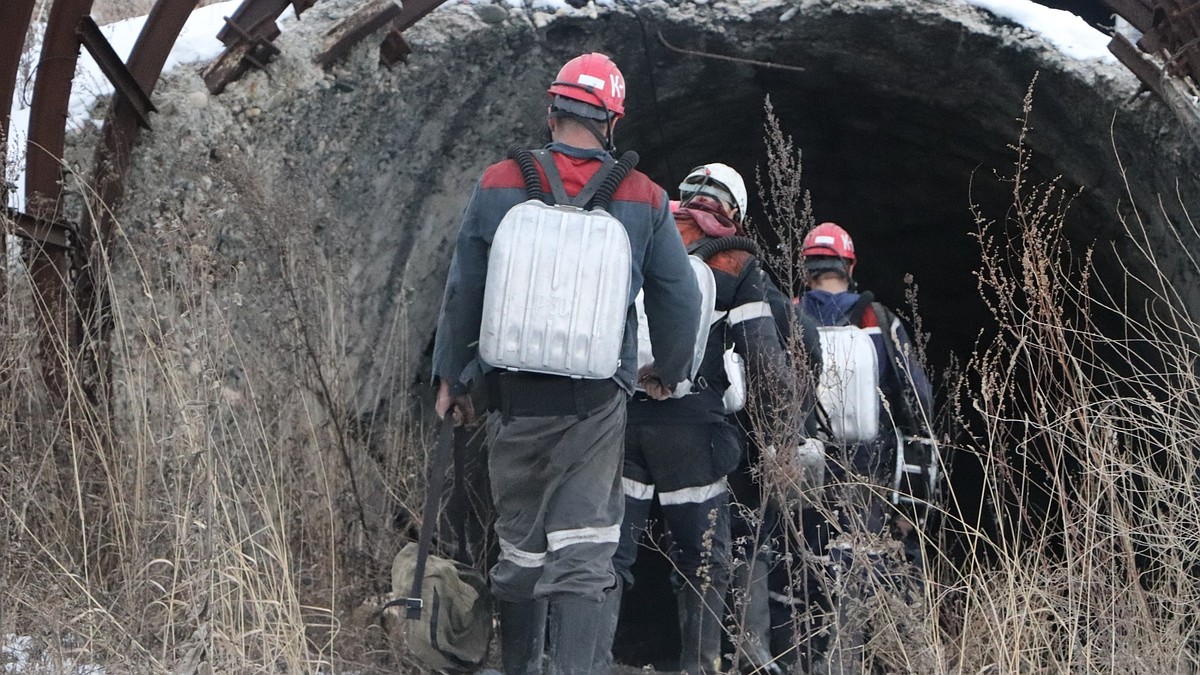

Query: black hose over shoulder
691,235,760,261
587,150,640,211
508,145,544,202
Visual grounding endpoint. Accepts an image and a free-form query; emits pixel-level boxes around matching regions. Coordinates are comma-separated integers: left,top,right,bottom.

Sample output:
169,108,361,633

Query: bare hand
436,380,476,424
637,365,674,401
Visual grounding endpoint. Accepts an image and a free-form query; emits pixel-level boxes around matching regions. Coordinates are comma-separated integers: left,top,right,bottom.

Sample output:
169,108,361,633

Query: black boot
733,556,782,674
677,584,726,674
499,598,548,675
547,594,605,675
592,584,623,674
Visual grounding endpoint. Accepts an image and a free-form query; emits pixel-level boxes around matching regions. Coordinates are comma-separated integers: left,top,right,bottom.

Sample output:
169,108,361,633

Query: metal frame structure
1,0,449,394
1104,1,1200,99
0,0,1197,393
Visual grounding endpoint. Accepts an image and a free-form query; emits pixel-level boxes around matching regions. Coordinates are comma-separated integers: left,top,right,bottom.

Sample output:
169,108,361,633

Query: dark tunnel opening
592,6,1155,666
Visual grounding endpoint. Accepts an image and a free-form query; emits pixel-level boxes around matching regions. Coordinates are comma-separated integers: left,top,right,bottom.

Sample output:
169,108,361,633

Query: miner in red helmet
545,51,626,152
774,222,935,673
431,53,701,674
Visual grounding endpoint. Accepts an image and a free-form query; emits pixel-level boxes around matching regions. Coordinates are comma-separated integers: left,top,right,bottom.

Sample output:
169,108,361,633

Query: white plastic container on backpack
634,255,716,396
816,325,880,442
479,200,633,379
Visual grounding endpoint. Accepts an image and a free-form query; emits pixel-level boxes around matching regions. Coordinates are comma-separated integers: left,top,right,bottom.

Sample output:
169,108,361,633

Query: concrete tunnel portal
111,0,1198,414
107,0,1200,666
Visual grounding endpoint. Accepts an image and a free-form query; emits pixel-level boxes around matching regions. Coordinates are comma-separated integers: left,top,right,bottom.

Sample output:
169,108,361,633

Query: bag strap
399,416,457,619
531,149,614,208
686,236,713,255
872,302,927,434
452,426,470,565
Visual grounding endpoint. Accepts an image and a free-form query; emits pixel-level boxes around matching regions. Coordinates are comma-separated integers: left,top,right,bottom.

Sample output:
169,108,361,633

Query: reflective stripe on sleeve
657,477,727,505
546,524,621,552
726,301,773,326
622,477,655,501
499,538,547,568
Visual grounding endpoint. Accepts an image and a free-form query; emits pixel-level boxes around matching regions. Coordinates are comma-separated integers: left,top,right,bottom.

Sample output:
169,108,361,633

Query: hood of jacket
801,288,865,326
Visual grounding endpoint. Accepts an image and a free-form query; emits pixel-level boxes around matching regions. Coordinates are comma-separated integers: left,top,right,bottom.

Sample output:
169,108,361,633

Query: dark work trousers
768,438,923,671
613,421,740,595
486,390,626,603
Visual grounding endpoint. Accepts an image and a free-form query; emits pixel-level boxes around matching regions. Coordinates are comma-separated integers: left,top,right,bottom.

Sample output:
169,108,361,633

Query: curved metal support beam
24,0,94,396
77,0,198,401
1,0,38,188
27,0,94,213
0,0,38,304
88,0,198,249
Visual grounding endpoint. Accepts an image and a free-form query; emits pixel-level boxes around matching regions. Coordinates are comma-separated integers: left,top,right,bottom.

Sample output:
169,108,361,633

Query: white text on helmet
610,74,625,99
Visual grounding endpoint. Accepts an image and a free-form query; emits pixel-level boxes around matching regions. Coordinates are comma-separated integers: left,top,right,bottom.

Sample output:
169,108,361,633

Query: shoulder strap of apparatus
531,149,615,208
872,302,925,433
845,291,875,327
686,236,713,255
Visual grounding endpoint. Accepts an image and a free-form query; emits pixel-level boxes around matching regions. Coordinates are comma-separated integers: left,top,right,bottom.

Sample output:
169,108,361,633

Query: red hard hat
802,222,856,262
547,53,626,119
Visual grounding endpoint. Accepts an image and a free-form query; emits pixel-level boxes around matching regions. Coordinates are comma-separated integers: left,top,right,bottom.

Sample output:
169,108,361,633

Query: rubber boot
498,598,547,675
592,584,623,674
821,596,865,675
734,556,782,674
821,559,866,675
677,584,726,674
546,594,605,675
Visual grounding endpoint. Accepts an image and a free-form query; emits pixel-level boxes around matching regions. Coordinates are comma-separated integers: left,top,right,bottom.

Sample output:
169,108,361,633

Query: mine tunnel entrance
606,62,1015,674
581,7,1136,667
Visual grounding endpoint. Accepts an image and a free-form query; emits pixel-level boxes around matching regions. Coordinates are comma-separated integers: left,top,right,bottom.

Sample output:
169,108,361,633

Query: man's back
432,142,700,394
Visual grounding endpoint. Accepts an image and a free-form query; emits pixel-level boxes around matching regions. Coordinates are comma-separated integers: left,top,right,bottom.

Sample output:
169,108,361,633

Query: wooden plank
315,0,403,66
1109,33,1165,98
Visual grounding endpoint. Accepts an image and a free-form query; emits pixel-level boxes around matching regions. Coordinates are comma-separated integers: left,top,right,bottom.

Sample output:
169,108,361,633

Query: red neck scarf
675,203,742,238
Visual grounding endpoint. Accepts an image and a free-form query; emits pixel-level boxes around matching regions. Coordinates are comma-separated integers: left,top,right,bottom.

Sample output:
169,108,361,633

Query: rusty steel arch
0,0,447,393
0,0,1197,392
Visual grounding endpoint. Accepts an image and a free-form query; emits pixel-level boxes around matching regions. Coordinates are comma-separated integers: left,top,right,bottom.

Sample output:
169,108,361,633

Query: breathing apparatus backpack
634,257,716,398
635,235,764,413
813,292,941,523
815,293,881,444
478,147,639,379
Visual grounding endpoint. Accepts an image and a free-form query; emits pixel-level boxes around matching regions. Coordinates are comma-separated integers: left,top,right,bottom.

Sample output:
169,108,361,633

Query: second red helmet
802,222,856,262
547,53,626,119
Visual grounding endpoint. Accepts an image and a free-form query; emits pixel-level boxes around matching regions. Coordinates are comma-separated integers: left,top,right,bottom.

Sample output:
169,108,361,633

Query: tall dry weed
0,153,430,673
739,84,1200,674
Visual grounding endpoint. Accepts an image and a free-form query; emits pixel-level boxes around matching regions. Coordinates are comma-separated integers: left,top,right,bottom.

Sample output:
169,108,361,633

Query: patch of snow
1,634,105,674
963,0,1116,61
6,0,250,212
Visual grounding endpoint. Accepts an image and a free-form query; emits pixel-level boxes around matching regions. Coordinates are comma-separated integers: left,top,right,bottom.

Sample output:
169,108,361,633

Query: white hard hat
679,163,748,221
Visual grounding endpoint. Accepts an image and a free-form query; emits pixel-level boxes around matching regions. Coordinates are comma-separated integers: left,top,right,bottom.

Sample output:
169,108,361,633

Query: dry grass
1,155,432,673
740,87,1200,673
